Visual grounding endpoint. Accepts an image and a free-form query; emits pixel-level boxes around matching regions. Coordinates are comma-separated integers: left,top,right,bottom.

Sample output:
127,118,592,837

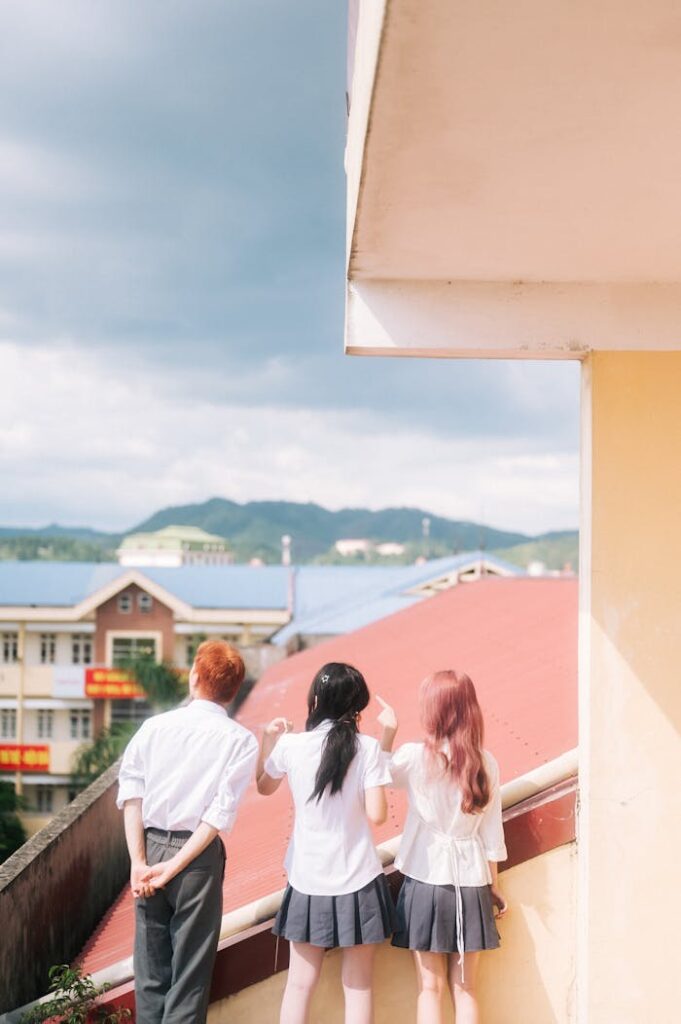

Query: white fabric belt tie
413,819,483,983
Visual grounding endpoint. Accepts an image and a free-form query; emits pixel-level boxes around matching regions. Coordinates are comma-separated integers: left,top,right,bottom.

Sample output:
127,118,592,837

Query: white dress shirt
389,743,507,887
265,722,391,896
117,699,258,833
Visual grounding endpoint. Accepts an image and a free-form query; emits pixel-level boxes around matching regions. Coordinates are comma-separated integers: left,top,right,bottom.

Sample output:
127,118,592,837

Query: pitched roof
0,561,290,611
0,554,518,616
271,552,521,644
78,576,577,976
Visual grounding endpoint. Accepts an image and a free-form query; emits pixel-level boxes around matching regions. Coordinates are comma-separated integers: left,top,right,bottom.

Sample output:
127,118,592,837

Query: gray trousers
134,830,225,1024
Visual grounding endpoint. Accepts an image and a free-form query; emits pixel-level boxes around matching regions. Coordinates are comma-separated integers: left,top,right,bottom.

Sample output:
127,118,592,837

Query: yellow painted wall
580,351,681,1023
209,843,576,1024
0,665,21,697
22,666,54,697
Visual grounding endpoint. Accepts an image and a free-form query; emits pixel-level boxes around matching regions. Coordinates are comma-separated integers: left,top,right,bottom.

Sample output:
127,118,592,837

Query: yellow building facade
345,4,681,1020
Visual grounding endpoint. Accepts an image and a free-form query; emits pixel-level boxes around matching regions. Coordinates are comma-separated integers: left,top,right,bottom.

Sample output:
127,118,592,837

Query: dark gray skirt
392,876,500,954
273,873,397,948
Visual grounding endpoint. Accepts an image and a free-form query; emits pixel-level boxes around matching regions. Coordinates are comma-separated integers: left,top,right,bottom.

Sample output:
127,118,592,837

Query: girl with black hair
256,662,396,1024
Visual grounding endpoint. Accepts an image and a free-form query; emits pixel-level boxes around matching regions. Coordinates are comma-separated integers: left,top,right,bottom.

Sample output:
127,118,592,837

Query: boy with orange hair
117,640,258,1024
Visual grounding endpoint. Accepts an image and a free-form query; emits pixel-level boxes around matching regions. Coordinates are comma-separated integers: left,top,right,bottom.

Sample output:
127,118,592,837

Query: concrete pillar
579,352,681,1021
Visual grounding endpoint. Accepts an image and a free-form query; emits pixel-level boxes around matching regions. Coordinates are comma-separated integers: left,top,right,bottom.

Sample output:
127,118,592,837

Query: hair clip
321,674,330,683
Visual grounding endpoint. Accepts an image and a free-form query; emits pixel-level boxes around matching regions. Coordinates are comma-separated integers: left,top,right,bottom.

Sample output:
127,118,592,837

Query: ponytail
305,663,369,802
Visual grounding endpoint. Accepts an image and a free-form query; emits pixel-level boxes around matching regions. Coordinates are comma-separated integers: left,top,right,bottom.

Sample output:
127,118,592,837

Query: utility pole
421,516,431,559
15,621,25,798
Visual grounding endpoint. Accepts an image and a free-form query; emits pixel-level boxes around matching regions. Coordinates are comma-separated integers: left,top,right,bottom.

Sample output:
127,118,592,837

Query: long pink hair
420,670,490,814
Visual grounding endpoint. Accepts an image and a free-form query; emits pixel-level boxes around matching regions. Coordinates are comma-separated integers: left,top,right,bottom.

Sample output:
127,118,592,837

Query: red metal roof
78,576,577,975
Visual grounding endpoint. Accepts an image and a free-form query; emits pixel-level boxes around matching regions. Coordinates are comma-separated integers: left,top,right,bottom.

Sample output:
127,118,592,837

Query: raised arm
376,695,398,752
256,717,292,795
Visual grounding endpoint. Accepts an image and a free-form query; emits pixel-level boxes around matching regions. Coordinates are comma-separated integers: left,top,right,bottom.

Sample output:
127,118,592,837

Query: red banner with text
85,668,146,699
0,744,50,772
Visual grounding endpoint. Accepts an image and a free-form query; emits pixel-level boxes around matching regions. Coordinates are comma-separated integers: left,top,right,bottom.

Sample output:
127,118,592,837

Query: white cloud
0,341,578,535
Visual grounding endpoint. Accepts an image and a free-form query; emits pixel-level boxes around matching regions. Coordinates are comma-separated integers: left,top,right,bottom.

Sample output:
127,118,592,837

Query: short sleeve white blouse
389,742,507,887
265,721,390,896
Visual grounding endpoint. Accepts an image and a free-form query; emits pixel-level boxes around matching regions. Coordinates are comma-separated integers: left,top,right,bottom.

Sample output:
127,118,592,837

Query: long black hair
306,662,370,802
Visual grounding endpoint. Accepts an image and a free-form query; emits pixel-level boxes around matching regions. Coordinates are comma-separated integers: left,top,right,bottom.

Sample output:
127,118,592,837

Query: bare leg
413,950,448,1024
341,944,377,1024
280,942,325,1024
448,952,481,1024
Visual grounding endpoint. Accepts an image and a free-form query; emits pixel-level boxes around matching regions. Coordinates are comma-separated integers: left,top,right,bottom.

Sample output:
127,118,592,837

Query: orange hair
420,670,490,813
194,640,245,703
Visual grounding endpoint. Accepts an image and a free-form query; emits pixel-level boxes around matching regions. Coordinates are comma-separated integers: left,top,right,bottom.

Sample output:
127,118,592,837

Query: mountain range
0,497,578,569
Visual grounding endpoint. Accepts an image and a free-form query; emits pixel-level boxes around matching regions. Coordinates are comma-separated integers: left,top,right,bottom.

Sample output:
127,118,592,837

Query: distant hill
0,498,578,567
131,497,531,563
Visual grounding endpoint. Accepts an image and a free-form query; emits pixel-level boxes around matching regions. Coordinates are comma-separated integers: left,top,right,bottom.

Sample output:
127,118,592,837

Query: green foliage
70,659,186,792
125,657,187,711
19,964,131,1024
70,723,138,790
493,532,579,571
0,780,27,863
312,539,457,566
0,537,116,562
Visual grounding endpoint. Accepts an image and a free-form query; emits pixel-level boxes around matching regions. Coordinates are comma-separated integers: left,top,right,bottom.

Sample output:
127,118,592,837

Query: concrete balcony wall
0,761,127,1013
207,843,576,1024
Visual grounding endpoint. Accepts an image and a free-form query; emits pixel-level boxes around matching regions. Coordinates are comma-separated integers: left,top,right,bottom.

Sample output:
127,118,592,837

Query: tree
70,659,187,791
70,723,138,790
125,658,187,710
0,780,27,863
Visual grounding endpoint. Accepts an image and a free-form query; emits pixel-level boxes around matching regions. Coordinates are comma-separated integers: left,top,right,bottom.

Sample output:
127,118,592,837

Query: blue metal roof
272,553,521,644
0,562,290,611
141,566,289,610
0,562,124,607
0,554,520,619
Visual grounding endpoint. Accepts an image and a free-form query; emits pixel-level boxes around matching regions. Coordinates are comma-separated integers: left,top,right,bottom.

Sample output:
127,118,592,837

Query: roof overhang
346,0,681,358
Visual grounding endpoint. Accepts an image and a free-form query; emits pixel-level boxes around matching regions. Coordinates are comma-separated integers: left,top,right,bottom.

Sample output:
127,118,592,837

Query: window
35,787,54,813
117,593,132,613
185,634,206,666
1,709,16,739
138,593,153,614
69,709,91,740
37,709,54,739
111,699,152,725
111,636,157,667
1,633,18,664
40,634,57,665
71,634,93,665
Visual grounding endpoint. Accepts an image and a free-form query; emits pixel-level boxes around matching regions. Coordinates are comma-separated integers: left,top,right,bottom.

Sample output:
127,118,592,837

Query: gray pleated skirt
273,873,397,948
392,876,500,954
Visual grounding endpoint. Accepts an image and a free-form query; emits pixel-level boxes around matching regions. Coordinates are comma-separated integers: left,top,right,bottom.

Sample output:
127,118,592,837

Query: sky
0,0,580,537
